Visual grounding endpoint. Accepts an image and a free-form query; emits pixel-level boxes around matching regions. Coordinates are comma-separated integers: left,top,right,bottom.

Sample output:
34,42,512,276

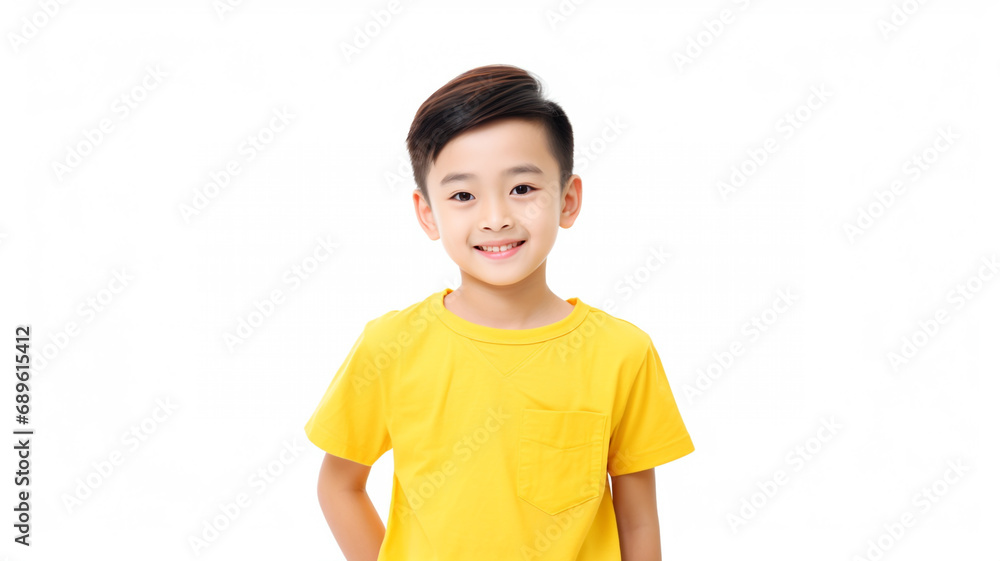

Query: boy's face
414,117,582,288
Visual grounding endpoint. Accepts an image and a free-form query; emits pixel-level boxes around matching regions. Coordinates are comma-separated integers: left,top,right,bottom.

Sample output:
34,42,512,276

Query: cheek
437,221,472,252
525,220,560,248
434,215,459,239
530,190,560,213
517,195,560,225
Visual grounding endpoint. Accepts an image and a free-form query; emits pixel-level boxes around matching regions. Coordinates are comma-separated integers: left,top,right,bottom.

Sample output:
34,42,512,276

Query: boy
304,64,695,560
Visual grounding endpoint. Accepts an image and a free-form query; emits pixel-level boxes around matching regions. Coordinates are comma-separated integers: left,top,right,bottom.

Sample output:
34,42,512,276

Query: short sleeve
303,322,392,466
607,340,694,476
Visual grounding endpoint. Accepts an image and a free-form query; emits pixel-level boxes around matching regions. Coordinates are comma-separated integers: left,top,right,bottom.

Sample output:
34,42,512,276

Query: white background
2,0,997,559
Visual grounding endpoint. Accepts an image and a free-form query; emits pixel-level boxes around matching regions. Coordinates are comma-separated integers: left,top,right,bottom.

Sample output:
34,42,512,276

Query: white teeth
477,241,522,252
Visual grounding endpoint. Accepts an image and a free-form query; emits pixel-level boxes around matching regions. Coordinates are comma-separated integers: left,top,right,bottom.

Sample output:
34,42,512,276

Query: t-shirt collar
430,287,590,344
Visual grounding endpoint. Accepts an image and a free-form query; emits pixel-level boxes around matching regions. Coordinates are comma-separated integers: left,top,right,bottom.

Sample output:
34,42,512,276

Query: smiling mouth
474,240,526,252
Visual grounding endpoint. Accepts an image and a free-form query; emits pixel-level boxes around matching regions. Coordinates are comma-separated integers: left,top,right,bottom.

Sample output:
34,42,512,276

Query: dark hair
406,64,574,207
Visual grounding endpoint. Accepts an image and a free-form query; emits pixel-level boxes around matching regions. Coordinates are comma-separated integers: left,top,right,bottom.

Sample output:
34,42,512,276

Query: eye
449,192,474,202
512,184,535,195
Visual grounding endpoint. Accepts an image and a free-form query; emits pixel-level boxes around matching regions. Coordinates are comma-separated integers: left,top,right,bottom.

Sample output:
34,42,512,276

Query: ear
413,188,440,241
559,174,583,229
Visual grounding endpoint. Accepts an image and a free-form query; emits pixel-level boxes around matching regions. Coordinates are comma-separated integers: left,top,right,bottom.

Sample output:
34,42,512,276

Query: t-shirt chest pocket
517,408,608,515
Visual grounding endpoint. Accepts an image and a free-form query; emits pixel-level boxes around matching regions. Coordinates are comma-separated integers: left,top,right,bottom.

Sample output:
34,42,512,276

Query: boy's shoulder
584,304,656,354
356,291,439,340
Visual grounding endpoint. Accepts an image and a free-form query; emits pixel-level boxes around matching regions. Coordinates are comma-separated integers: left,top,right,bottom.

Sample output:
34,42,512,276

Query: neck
446,262,569,330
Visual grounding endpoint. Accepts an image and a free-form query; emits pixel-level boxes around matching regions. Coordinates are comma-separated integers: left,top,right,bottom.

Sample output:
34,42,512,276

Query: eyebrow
439,163,545,187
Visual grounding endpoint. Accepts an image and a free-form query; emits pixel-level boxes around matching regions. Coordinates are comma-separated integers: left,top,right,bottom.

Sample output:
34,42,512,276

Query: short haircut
406,64,574,207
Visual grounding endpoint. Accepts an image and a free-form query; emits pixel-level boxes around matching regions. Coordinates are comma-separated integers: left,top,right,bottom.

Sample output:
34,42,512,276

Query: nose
479,193,513,232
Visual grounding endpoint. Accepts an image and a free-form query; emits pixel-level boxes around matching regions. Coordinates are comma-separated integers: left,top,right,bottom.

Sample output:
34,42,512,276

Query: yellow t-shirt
304,288,694,560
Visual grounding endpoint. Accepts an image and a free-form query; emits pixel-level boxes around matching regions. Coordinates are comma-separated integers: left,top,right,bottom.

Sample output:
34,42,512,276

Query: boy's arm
611,468,662,561
317,453,386,561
